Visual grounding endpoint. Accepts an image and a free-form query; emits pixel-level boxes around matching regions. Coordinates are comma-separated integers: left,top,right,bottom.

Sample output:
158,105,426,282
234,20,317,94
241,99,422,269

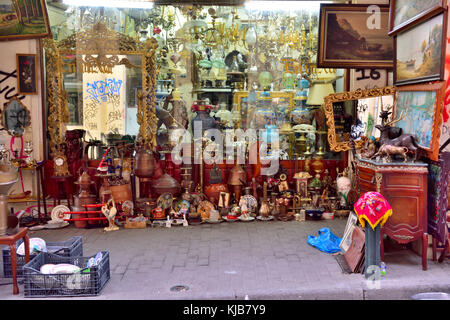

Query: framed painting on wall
0,0,51,41
388,0,446,36
317,4,394,69
394,12,447,86
16,53,37,95
393,81,445,161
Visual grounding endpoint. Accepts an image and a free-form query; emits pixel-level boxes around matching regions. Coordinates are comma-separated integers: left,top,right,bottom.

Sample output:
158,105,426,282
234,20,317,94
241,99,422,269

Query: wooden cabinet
355,157,429,270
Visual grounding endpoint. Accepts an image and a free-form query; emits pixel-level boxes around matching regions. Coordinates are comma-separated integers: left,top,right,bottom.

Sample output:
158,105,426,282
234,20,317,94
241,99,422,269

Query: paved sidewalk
0,219,448,300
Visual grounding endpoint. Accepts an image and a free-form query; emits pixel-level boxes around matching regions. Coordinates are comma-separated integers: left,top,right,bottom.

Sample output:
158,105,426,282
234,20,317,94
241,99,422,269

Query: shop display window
45,1,347,160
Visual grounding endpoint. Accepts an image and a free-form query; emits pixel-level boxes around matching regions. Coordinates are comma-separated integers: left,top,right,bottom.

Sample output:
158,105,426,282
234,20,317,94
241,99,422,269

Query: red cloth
354,192,393,230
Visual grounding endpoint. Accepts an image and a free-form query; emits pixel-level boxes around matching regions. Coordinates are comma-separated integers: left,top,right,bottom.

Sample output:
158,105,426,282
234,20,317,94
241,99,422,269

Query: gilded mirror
324,86,396,152
43,22,158,155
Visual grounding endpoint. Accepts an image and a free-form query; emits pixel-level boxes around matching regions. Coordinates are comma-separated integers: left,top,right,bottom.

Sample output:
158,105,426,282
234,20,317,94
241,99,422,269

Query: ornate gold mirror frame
43,22,159,156
324,86,396,152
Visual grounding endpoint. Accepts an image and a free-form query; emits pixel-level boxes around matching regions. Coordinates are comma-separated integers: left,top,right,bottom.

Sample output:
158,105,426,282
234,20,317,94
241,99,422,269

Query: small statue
361,136,378,159
101,198,119,232
308,173,322,190
336,176,352,209
371,144,409,163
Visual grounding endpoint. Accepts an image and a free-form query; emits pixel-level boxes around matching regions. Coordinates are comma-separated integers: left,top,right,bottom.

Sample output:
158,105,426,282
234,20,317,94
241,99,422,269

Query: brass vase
228,163,246,202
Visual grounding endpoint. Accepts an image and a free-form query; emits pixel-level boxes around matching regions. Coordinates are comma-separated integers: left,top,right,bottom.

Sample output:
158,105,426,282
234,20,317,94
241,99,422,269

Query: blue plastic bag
307,227,342,254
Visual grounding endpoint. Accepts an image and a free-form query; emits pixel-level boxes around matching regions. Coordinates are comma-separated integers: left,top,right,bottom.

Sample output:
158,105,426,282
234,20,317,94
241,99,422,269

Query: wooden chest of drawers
355,157,429,270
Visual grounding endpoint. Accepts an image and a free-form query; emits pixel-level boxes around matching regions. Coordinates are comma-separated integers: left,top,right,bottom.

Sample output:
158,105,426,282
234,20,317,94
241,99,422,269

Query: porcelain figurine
102,199,119,232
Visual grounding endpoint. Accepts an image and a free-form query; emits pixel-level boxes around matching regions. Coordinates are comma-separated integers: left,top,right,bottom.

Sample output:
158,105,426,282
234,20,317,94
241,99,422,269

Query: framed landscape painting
388,0,446,36
393,82,445,161
0,0,51,41
394,12,447,86
317,4,393,69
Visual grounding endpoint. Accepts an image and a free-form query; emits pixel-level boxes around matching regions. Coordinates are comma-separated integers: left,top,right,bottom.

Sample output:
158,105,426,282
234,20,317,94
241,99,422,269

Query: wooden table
355,157,429,270
0,228,30,294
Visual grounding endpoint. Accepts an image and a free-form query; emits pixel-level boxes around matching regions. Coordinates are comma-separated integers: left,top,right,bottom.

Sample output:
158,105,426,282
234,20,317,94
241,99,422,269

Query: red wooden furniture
356,158,429,270
0,228,30,294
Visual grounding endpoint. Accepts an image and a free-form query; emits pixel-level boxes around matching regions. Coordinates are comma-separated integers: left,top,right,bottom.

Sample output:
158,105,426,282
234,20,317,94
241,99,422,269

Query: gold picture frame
324,86,396,152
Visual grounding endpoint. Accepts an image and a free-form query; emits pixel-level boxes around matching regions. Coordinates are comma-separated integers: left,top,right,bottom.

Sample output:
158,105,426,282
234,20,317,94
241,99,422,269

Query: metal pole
365,224,381,278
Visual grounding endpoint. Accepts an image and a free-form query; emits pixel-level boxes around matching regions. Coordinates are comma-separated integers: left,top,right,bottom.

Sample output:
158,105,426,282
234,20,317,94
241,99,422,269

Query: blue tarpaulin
307,227,342,254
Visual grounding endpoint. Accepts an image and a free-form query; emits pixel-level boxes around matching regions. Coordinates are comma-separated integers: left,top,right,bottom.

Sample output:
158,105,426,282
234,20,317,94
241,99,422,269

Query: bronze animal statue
371,144,409,163
375,105,421,162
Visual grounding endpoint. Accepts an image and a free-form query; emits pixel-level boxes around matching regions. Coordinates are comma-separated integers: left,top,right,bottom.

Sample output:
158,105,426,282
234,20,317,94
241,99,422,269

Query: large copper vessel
152,173,181,197
134,146,155,178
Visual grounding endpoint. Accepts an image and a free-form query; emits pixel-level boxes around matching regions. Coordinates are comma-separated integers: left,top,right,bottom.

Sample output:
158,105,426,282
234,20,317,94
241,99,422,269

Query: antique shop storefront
0,0,448,296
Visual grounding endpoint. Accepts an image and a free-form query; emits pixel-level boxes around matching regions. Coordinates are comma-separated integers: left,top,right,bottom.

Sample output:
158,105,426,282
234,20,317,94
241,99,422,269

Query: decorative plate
156,193,173,210
51,205,71,223
239,195,258,212
223,215,238,222
256,215,274,221
238,215,255,222
122,200,134,216
197,200,215,220
44,221,70,229
173,199,191,213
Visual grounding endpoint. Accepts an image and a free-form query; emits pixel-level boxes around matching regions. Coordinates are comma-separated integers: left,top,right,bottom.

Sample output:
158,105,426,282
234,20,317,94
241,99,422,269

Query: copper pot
109,183,133,203
204,183,229,204
134,147,155,178
152,173,181,196
75,170,94,198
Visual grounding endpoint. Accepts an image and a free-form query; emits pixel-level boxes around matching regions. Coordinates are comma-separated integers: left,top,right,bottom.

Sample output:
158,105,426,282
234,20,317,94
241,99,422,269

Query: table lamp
305,69,342,156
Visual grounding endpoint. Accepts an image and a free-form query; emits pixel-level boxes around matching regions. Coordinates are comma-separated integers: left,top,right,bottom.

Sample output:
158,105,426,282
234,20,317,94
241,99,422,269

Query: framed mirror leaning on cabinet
323,86,396,152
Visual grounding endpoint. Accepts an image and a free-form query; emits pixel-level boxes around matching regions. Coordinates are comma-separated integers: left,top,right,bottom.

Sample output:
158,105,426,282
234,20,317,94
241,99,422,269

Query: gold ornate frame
324,86,396,152
43,22,159,155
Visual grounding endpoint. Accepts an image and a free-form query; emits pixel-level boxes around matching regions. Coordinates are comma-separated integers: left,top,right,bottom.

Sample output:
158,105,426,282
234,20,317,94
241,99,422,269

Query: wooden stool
0,228,30,294
51,175,74,209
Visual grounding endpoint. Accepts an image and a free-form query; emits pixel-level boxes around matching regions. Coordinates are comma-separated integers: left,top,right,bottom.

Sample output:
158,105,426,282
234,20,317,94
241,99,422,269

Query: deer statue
374,103,421,162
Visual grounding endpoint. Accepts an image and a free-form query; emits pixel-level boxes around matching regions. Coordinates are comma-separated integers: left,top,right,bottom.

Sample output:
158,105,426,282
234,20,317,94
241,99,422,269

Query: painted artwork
318,5,393,68
393,0,442,28
395,13,444,85
395,90,436,149
16,53,36,94
0,0,51,40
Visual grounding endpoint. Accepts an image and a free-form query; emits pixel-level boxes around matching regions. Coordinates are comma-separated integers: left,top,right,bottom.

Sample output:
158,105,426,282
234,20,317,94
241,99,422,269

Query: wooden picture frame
324,86,396,152
339,212,358,253
317,4,393,69
388,0,446,36
0,0,51,41
16,53,37,95
393,81,445,162
394,11,447,86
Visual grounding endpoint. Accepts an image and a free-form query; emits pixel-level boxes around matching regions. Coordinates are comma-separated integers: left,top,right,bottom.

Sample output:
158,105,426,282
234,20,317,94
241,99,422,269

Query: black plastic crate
23,251,110,298
2,236,83,278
